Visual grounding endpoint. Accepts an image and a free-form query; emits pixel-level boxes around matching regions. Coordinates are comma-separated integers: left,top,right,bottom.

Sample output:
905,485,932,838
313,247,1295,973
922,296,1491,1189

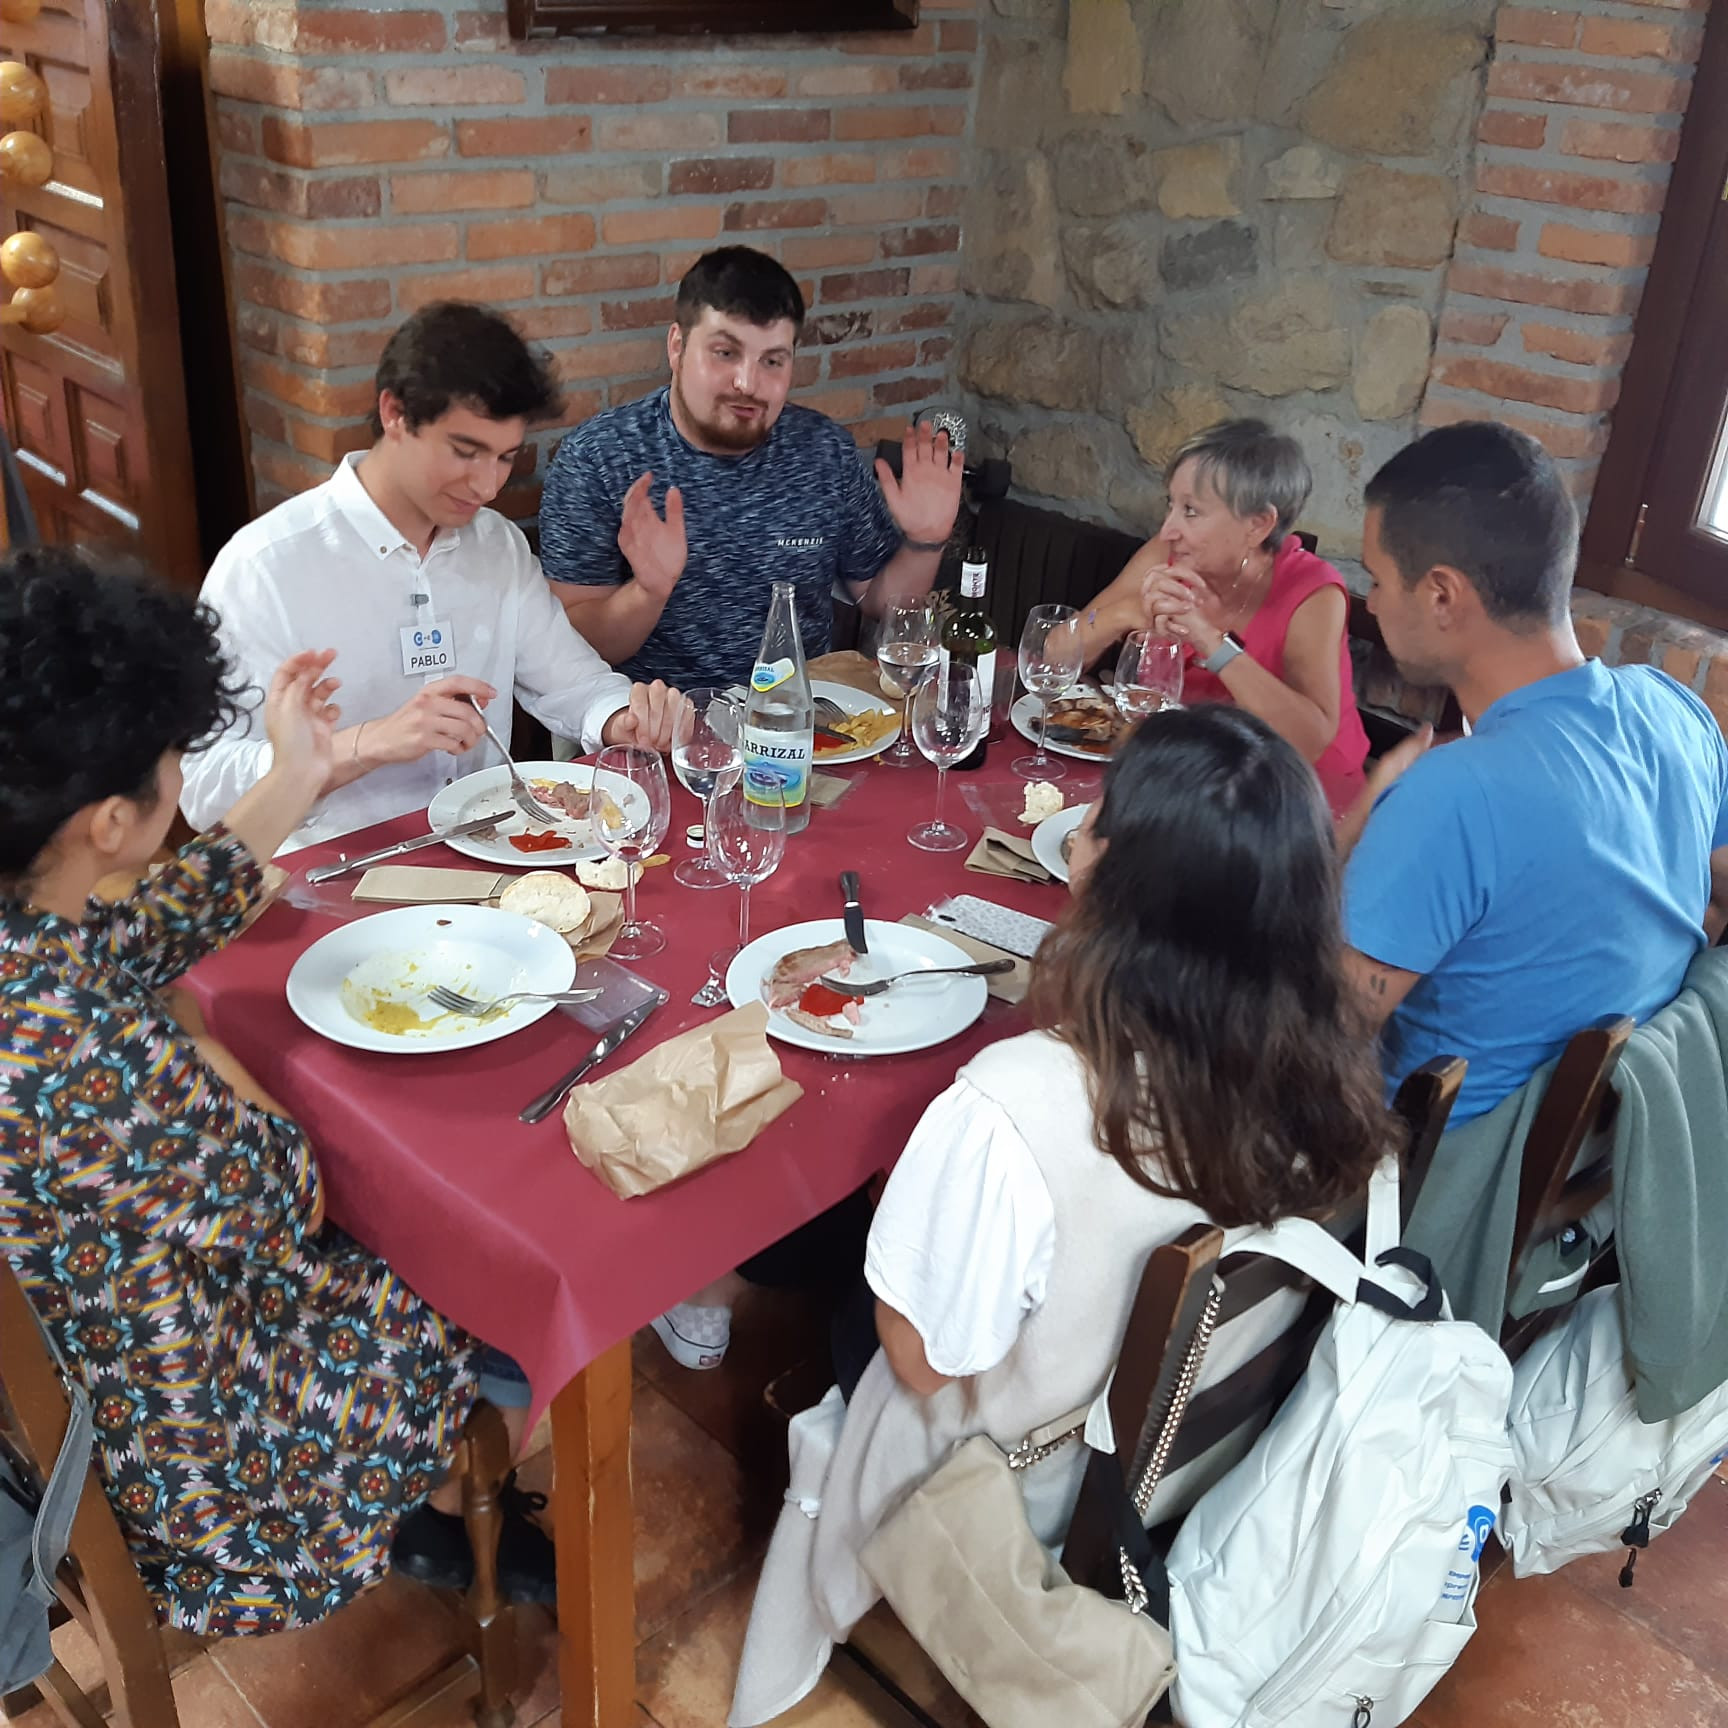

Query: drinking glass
876,595,941,768
1013,603,1085,780
908,662,990,853
592,745,671,960
670,687,743,890
1112,630,1184,723
708,776,787,977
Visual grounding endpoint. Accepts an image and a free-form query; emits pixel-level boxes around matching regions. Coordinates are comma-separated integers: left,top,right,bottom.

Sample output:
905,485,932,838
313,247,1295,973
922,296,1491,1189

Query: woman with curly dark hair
732,705,1394,1725
0,548,546,1634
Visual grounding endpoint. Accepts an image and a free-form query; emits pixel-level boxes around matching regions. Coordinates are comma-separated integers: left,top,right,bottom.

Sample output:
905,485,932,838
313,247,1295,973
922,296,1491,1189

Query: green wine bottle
942,546,997,773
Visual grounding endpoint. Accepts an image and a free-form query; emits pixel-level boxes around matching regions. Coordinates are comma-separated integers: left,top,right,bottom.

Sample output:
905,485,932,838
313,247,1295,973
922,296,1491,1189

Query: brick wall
1422,0,1705,501
207,0,979,515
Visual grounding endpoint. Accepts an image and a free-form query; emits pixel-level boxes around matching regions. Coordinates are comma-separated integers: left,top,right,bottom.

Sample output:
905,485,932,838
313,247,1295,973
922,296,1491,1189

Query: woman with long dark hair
731,705,1393,1724
0,548,547,1634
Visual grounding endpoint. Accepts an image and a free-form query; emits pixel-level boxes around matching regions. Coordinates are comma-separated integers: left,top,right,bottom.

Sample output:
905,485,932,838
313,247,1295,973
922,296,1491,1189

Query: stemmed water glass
670,687,743,890
592,745,671,960
1013,603,1085,780
908,662,990,853
1112,630,1183,724
698,776,788,1003
876,595,941,768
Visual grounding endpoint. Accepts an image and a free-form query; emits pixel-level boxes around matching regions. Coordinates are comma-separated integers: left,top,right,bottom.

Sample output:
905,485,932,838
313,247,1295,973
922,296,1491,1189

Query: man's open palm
619,471,687,601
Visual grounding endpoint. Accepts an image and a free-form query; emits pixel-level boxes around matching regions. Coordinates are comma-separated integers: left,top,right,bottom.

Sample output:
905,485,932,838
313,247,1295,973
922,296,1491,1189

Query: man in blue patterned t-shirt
538,246,962,689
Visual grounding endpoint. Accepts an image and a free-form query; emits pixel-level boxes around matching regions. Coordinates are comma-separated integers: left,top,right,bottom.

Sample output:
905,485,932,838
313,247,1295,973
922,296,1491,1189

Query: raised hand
601,680,685,753
263,649,341,790
619,471,687,601
362,673,496,767
875,423,962,547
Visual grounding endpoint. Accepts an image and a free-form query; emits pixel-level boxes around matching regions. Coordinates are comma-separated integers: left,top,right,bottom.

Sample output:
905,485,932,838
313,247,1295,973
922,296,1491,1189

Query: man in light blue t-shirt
538,246,962,689
1341,421,1728,1123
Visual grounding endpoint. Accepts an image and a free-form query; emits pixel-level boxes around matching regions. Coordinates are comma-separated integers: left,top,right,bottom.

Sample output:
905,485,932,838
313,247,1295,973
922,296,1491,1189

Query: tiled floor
12,1283,1728,1728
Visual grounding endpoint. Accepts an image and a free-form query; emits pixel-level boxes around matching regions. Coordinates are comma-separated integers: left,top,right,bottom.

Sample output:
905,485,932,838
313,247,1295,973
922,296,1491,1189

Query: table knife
519,998,659,1125
840,870,868,955
304,813,509,885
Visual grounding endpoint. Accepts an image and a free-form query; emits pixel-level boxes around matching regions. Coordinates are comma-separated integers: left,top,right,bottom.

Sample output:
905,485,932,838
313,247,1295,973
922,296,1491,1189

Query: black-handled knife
840,871,867,955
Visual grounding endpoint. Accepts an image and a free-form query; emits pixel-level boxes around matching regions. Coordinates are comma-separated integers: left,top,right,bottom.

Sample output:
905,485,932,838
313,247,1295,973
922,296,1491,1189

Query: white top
180,454,633,854
865,1075,1057,1379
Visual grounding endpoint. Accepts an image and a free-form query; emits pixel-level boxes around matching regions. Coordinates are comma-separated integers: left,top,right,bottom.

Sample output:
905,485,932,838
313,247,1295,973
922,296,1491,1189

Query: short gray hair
1165,419,1313,549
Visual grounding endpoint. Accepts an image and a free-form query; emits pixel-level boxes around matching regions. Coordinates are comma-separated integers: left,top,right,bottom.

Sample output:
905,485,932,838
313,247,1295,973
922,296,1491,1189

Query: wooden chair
0,1258,520,1728
1499,1015,1634,1361
845,1057,1467,1728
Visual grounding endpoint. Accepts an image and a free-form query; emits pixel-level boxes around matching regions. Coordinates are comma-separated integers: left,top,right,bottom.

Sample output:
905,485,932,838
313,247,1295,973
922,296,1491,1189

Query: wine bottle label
960,560,987,600
751,657,796,693
742,728,810,809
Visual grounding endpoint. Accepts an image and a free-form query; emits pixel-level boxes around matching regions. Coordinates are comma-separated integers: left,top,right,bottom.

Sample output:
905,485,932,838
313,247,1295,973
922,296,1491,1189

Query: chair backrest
1057,1055,1466,1597
0,1259,179,1728
1500,1015,1634,1356
970,497,1144,648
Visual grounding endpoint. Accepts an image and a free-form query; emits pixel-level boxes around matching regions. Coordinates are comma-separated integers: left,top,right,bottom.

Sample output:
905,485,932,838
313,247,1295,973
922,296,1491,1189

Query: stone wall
207,0,979,515
958,0,1498,559
956,0,1703,571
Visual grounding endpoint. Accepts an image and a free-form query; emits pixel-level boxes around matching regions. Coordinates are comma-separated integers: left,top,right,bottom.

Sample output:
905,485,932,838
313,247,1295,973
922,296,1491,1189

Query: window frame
1580,0,1728,612
505,0,915,37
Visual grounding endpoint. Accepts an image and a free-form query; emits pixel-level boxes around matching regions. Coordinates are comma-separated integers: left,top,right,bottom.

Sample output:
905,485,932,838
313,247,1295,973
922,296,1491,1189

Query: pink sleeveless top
1179,538,1368,817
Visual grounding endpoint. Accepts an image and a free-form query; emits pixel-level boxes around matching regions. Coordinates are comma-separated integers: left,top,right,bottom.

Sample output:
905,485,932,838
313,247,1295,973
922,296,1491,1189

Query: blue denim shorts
476,1346,532,1411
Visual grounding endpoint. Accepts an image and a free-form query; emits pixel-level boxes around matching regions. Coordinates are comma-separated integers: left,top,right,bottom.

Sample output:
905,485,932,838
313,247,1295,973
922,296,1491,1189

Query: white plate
726,917,988,1057
1010,691,1120,763
286,904,577,1055
1031,802,1089,885
427,762,646,869
811,679,901,766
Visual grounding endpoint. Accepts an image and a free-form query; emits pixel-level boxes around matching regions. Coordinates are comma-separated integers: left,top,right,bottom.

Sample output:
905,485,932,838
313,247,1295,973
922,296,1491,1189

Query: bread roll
499,870,591,934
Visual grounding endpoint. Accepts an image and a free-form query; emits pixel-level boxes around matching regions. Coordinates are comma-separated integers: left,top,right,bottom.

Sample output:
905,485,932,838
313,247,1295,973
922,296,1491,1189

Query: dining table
183,682,1103,1728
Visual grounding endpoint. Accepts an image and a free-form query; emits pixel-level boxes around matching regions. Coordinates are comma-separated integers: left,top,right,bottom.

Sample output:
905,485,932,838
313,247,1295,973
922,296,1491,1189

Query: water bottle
1436,1505,1499,1622
743,580,814,833
941,546,998,772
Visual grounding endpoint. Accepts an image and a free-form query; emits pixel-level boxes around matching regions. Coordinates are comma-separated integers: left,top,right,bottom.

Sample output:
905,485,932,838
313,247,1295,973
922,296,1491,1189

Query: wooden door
0,0,205,589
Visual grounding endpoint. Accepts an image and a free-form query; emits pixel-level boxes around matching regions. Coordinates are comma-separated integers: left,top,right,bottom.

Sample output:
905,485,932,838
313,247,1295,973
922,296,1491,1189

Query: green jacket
1403,945,1728,1421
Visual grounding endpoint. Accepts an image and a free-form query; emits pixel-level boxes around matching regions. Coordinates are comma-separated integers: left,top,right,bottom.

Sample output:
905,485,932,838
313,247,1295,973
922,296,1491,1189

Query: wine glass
876,595,941,768
707,776,787,988
670,687,743,890
907,662,990,853
592,745,671,960
1112,631,1183,724
1013,603,1085,780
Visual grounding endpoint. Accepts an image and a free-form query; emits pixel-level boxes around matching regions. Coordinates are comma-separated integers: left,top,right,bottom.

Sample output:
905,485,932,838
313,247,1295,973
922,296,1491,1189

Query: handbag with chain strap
859,1284,1222,1728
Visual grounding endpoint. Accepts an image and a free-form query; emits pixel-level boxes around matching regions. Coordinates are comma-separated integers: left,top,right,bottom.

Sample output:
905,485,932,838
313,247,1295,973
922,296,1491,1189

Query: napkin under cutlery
899,915,1030,1005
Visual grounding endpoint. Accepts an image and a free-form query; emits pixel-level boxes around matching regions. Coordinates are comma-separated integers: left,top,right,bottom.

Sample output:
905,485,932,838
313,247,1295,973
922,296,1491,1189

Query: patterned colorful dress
0,830,477,1635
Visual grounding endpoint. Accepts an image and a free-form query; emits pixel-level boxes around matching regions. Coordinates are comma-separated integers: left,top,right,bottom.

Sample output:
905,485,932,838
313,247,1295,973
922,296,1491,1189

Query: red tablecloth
185,752,1099,1428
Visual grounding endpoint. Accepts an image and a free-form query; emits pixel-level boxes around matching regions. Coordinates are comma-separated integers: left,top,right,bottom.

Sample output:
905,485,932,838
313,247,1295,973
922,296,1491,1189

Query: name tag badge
400,619,456,678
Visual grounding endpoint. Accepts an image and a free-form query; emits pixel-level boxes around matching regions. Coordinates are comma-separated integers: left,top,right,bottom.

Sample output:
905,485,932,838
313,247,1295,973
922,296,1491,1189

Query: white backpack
1500,1284,1728,1580
1166,1162,1513,1728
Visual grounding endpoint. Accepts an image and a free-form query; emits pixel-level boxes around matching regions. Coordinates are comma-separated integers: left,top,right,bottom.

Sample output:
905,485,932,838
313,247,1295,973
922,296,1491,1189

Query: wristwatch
1202,633,1245,676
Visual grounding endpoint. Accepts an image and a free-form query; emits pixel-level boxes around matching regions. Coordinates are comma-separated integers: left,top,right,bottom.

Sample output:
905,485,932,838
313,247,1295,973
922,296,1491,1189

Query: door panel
0,0,202,585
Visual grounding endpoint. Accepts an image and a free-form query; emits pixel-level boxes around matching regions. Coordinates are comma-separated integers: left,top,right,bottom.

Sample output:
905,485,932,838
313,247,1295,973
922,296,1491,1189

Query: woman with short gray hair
1078,417,1369,815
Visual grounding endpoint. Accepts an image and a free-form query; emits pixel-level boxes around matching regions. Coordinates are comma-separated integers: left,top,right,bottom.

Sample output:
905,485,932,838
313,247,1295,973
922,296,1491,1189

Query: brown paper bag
564,1001,803,1198
567,891,624,959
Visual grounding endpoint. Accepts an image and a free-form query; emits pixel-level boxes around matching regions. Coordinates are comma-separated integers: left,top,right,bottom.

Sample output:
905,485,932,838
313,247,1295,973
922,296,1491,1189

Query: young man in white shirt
182,302,683,853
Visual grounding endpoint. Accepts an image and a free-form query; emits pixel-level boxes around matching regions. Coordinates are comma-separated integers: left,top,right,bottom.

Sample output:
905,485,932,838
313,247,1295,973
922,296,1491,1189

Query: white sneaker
651,1303,732,1370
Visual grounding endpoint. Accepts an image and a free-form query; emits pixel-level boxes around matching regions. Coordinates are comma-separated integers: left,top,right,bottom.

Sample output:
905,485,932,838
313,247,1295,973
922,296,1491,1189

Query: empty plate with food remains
1030,802,1089,885
725,917,990,1056
427,762,643,868
810,679,902,765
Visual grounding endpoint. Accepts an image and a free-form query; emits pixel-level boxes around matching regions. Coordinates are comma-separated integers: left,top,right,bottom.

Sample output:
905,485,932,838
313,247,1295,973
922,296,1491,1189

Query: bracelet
902,535,947,553
351,721,367,765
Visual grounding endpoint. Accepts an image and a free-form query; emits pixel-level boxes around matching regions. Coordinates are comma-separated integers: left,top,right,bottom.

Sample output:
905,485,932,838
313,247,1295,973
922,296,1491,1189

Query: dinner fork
815,959,1016,997
466,694,563,826
427,983,603,1019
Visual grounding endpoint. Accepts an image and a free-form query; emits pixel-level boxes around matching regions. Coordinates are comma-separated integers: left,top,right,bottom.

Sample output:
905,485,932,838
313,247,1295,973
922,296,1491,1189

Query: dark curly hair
0,547,244,890
1032,705,1395,1228
369,301,563,439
